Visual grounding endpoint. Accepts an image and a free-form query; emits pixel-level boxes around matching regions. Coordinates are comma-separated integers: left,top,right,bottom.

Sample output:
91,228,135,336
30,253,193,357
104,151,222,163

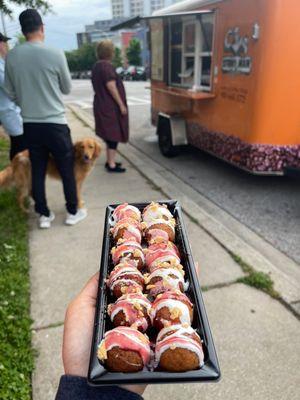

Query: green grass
0,137,34,400
230,252,253,274
230,251,280,299
237,271,280,299
0,137,9,169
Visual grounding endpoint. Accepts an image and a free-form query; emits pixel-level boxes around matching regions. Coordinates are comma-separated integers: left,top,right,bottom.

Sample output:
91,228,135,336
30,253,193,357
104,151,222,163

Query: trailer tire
157,116,180,157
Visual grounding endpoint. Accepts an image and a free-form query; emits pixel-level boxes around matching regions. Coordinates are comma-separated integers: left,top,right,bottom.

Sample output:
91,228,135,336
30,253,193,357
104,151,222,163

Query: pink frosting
107,261,144,291
104,327,151,365
111,218,142,243
144,242,181,271
151,290,193,311
155,325,204,368
108,293,152,332
111,240,144,266
113,204,141,223
147,228,170,244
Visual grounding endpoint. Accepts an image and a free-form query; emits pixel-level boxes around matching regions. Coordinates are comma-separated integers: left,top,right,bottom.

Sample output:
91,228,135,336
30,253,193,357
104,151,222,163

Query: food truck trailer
147,0,300,174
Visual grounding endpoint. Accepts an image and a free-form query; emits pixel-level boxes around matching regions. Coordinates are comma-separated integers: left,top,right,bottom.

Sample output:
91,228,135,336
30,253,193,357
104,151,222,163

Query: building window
168,13,214,91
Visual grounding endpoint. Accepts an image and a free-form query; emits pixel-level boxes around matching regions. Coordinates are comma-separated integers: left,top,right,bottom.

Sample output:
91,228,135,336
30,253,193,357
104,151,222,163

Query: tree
126,38,142,66
112,47,123,68
65,50,80,72
76,43,97,71
0,1,50,16
65,43,97,72
15,33,25,44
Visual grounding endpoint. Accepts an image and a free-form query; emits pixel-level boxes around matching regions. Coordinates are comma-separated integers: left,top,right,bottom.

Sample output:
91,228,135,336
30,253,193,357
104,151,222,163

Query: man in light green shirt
5,9,87,228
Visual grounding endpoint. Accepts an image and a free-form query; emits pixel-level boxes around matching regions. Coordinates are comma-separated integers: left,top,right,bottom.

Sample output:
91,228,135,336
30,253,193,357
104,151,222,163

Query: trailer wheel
157,116,180,157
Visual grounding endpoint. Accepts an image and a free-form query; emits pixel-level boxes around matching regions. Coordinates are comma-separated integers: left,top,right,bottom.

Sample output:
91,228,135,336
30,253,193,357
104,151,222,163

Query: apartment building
111,0,180,18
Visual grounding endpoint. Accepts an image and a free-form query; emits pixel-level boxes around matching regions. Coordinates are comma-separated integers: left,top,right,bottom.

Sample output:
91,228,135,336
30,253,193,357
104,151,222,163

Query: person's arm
4,56,17,102
55,273,146,400
0,62,5,89
58,51,72,95
106,80,127,116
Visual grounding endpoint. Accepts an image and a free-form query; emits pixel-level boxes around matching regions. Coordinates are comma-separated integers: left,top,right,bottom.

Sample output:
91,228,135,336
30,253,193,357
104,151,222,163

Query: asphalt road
64,80,300,264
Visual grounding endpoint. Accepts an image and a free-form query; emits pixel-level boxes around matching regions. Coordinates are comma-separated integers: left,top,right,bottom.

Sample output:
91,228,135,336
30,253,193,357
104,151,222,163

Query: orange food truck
147,0,300,174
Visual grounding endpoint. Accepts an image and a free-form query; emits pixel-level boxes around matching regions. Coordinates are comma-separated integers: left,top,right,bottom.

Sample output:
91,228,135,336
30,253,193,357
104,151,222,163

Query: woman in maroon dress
92,40,129,173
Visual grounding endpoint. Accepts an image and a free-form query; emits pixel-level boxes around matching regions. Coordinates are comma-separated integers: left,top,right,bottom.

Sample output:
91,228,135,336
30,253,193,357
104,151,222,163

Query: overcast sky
3,0,112,50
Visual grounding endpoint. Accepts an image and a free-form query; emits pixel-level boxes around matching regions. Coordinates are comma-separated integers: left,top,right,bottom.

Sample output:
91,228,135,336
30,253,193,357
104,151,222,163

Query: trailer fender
157,113,188,146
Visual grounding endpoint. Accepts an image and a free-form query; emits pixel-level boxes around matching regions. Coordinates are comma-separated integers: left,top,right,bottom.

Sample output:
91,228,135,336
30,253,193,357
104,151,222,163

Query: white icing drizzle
113,223,141,240
143,204,173,223
150,299,191,325
101,327,151,365
111,204,141,226
146,218,175,230
110,278,143,291
156,324,195,341
105,330,149,352
148,267,185,290
155,325,204,367
115,242,145,260
110,295,151,321
109,266,143,282
149,254,180,269
117,240,142,248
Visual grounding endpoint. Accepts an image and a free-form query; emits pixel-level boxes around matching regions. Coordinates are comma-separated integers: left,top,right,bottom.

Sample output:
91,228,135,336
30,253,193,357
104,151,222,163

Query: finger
195,261,200,276
78,271,99,301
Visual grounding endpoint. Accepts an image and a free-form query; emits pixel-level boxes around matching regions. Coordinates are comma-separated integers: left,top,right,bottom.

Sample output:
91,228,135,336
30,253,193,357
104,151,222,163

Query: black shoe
105,161,122,169
106,164,126,173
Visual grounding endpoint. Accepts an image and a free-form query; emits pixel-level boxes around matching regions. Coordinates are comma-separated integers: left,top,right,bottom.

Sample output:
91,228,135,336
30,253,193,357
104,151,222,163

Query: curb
68,104,300,317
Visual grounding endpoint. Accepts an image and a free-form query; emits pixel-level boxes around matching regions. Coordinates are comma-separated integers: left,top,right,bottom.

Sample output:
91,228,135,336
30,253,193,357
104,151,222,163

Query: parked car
71,71,81,79
79,71,91,79
124,66,147,81
116,67,125,79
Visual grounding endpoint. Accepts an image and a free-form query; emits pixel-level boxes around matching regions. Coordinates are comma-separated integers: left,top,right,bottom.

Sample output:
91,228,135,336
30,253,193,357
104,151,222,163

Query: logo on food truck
222,27,252,75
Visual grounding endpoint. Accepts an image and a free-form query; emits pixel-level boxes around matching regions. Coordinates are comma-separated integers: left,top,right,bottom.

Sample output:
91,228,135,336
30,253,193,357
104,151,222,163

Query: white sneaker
39,211,55,229
65,208,87,226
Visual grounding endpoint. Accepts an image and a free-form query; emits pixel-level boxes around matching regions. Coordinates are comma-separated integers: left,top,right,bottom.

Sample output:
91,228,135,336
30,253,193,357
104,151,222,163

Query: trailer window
150,18,164,81
168,13,214,91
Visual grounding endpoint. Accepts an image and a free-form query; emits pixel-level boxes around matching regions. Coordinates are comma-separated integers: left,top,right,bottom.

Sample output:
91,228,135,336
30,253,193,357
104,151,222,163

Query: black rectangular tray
88,200,221,385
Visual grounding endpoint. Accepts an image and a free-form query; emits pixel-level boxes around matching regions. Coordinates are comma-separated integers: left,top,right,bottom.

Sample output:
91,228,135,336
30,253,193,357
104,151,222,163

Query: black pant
9,135,27,160
24,123,78,217
105,140,118,150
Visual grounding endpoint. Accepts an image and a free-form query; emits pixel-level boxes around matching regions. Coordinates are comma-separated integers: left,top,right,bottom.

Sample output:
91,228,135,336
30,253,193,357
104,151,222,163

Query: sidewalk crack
290,300,300,305
32,321,64,332
202,280,238,292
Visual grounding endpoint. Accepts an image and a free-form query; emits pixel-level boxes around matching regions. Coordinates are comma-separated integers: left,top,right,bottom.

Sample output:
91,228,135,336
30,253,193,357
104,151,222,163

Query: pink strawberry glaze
112,240,144,266
113,204,141,223
108,293,151,332
145,242,181,271
112,218,142,243
155,325,204,367
147,228,170,244
152,290,193,310
104,327,151,365
107,261,144,289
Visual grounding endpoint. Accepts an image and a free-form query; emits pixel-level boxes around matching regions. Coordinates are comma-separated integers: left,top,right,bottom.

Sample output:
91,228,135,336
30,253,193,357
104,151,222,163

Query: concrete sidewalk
30,110,300,400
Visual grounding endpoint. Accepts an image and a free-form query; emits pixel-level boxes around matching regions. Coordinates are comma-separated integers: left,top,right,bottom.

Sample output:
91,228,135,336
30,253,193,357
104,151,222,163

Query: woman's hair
96,40,115,60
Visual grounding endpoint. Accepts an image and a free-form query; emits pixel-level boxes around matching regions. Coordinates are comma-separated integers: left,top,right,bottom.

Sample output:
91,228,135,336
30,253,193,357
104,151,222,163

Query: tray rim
87,200,221,386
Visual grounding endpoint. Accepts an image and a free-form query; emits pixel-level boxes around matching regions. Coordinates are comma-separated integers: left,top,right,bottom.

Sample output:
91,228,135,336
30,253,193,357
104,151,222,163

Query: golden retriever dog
0,137,101,212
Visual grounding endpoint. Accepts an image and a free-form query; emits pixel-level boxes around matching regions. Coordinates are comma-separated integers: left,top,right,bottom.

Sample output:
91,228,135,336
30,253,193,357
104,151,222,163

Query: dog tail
0,164,14,187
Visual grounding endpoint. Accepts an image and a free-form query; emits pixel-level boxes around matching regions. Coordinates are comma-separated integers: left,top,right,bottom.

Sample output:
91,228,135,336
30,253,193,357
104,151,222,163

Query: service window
168,12,215,91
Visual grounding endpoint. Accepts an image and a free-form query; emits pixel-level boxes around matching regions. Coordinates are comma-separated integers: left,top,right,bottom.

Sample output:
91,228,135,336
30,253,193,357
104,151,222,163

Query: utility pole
1,11,7,35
